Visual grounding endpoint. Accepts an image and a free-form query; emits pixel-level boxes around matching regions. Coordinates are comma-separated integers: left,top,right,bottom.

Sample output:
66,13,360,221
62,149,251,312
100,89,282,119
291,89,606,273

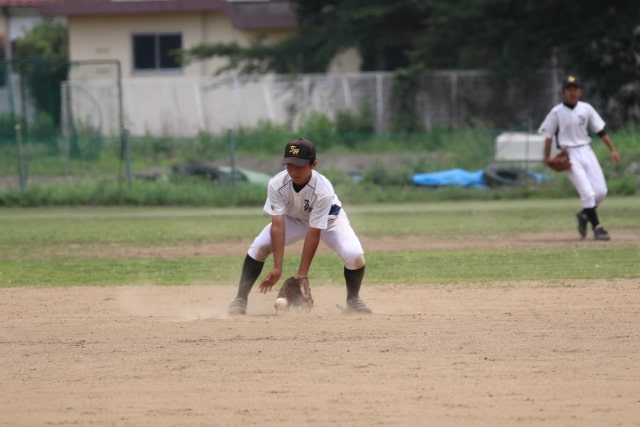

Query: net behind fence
107,69,561,136
0,63,577,145
62,61,123,141
0,62,632,193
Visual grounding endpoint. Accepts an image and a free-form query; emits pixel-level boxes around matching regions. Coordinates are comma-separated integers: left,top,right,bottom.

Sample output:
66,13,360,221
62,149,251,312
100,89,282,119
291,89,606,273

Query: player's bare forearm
543,138,553,162
296,228,321,278
258,216,285,293
269,216,285,271
601,135,620,162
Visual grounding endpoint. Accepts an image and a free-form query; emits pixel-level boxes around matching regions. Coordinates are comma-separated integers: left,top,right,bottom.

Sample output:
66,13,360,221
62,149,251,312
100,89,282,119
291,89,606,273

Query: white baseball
274,297,289,311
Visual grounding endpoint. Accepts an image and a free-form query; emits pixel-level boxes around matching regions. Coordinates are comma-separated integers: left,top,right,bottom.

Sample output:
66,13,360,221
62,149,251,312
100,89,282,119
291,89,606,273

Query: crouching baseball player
227,138,372,315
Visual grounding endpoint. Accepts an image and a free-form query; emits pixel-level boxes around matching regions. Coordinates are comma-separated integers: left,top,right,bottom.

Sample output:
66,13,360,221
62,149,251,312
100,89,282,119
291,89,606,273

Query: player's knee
344,254,365,270
248,245,272,262
580,191,596,208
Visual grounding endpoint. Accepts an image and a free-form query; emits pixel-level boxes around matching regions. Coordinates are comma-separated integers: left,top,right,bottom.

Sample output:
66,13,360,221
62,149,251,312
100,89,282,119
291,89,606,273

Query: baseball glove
276,276,313,312
546,150,571,172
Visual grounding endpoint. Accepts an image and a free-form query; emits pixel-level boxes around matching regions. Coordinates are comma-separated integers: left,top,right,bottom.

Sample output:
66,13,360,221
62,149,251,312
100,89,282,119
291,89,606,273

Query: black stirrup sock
344,266,365,300
583,207,601,230
236,254,265,299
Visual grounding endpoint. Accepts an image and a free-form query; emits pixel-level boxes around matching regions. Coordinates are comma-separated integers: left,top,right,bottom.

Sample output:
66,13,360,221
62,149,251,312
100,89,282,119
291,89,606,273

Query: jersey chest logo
577,114,587,127
304,199,312,212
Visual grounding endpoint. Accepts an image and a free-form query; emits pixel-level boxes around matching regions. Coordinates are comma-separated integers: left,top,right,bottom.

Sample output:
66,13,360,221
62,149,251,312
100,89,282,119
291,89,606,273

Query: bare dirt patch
2,229,639,426
1,279,639,427
15,228,640,261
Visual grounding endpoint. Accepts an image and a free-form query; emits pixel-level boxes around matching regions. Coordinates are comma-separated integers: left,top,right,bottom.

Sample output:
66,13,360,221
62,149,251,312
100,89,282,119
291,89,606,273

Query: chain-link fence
1,62,634,193
107,69,561,137
0,59,123,190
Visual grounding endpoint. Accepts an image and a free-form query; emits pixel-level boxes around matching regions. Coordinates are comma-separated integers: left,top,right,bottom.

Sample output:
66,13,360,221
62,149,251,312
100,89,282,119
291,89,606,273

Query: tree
0,42,6,85
415,0,640,125
180,0,431,74
178,1,433,131
181,0,640,126
13,19,69,145
291,0,430,71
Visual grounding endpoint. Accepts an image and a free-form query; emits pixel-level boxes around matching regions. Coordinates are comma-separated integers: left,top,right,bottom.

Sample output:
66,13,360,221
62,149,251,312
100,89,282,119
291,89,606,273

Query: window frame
131,32,183,74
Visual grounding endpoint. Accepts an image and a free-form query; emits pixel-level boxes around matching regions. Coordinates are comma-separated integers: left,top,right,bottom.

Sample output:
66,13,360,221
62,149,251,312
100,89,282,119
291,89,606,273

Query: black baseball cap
562,75,582,89
282,138,316,166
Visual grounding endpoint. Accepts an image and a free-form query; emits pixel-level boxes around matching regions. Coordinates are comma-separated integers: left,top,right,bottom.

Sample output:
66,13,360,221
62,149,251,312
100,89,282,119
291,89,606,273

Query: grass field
0,197,638,287
1,197,639,426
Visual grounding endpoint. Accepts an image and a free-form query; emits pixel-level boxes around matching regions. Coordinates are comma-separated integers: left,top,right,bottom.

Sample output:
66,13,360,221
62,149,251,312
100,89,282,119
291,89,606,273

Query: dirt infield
1,279,639,427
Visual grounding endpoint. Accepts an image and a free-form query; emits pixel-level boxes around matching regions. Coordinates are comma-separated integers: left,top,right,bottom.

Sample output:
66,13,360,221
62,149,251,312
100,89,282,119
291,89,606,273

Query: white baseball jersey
248,169,365,270
264,169,341,229
538,101,606,148
539,101,608,208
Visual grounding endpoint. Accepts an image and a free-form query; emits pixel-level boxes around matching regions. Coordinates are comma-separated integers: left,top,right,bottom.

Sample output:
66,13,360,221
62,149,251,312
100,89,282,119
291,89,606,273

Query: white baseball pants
247,210,366,270
565,144,607,208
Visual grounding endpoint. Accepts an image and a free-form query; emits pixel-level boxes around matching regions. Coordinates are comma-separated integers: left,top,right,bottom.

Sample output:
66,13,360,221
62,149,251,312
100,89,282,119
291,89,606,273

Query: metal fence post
228,127,236,190
15,123,27,191
124,128,132,190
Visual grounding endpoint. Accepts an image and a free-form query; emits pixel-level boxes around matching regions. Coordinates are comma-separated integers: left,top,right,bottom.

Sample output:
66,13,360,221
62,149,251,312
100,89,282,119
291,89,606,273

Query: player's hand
611,150,620,163
258,268,282,293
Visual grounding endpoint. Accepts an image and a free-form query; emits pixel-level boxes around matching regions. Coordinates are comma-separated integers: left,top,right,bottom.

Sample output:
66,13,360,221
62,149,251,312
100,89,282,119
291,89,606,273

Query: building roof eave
39,0,297,30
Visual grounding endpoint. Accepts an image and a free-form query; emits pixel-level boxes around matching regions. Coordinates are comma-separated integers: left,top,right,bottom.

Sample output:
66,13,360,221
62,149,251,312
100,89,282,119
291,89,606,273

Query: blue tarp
413,169,487,189
412,168,549,189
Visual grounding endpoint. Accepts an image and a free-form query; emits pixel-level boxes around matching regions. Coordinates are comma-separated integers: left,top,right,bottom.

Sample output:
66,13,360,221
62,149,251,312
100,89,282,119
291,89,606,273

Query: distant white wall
63,72,392,137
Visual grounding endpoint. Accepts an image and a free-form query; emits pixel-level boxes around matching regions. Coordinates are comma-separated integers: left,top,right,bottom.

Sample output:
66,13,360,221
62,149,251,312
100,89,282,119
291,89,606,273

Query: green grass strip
1,247,637,287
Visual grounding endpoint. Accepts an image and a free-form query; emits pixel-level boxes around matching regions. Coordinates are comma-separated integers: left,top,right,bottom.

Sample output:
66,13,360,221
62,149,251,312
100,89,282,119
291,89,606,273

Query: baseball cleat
345,297,372,314
576,211,588,239
593,226,611,241
228,297,247,315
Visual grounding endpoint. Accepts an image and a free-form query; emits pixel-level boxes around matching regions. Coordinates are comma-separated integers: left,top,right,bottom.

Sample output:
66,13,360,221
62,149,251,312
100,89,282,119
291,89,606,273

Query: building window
132,33,182,71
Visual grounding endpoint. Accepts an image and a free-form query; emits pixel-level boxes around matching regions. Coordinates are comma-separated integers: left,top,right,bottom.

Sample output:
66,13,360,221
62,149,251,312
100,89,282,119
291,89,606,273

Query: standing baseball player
538,75,620,240
227,137,371,315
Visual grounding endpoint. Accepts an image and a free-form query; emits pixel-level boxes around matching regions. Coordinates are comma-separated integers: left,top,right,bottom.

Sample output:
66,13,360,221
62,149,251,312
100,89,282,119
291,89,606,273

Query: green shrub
28,112,55,139
66,120,102,160
0,113,27,144
296,112,334,149
334,103,375,148
1,122,639,206
232,120,294,155
0,178,270,207
607,175,638,196
317,166,353,187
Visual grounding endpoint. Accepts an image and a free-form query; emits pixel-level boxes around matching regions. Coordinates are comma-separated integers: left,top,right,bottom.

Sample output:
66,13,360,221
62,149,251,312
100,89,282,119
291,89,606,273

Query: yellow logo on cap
289,145,301,156
567,76,576,83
